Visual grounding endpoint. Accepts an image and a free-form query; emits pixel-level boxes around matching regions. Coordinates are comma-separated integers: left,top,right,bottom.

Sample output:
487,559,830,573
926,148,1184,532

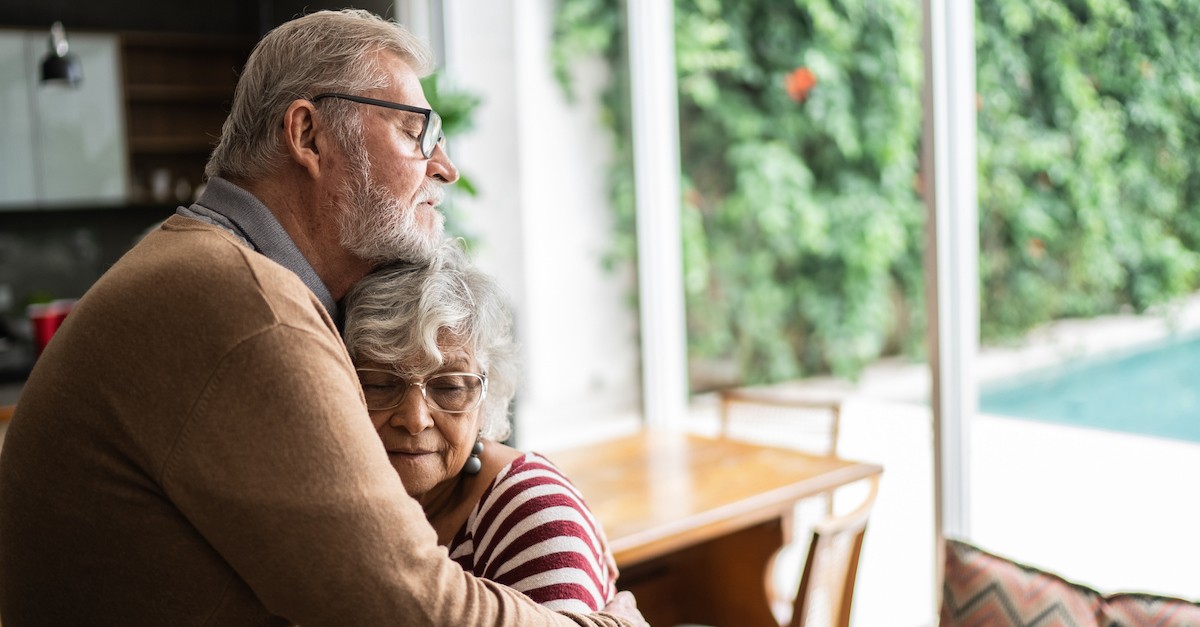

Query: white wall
441,0,641,446
0,31,127,208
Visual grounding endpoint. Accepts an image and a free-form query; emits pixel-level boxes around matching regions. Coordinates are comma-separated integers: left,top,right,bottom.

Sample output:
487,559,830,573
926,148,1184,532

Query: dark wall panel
0,0,397,35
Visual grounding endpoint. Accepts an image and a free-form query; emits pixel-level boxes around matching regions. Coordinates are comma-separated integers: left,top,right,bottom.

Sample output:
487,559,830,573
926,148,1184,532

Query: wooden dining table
551,429,883,627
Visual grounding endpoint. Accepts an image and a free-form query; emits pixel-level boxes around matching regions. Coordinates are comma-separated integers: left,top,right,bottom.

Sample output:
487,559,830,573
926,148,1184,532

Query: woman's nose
387,384,434,435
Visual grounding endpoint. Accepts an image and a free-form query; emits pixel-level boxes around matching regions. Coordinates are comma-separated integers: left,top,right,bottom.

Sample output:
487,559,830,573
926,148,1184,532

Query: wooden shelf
128,137,216,154
119,31,254,52
125,85,234,102
119,32,252,195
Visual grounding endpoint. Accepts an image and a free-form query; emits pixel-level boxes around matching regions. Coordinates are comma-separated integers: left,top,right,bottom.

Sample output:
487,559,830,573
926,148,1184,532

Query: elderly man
0,10,643,627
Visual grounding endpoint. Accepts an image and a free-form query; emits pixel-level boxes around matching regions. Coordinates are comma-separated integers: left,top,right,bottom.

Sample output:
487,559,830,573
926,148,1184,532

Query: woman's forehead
371,344,477,375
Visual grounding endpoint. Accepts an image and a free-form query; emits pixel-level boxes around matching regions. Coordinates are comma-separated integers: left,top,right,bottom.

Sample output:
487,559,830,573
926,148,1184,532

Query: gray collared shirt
177,177,340,325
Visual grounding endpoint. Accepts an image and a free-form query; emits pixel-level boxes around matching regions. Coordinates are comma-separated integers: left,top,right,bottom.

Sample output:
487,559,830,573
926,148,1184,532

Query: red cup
27,299,75,356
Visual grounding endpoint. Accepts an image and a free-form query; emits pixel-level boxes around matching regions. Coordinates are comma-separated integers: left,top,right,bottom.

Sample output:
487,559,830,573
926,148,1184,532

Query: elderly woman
342,240,617,613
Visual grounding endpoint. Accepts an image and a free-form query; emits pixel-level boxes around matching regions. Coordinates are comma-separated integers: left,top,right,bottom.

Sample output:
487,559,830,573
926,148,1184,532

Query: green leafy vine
551,0,1200,388
553,0,925,386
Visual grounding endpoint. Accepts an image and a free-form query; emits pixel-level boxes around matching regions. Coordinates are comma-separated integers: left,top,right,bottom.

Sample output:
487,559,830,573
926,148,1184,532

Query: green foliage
552,0,1200,387
976,0,1200,338
553,0,926,385
421,72,481,138
421,73,482,239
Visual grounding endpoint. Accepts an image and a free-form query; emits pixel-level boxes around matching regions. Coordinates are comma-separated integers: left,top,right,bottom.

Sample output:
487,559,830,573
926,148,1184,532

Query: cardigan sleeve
159,324,630,627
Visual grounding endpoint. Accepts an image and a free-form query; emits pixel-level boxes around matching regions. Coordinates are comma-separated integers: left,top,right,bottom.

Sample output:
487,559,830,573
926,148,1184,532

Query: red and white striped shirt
447,453,618,612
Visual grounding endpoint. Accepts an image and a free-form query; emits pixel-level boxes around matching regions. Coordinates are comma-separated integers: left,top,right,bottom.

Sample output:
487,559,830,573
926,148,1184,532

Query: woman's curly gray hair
342,240,519,441
205,9,434,183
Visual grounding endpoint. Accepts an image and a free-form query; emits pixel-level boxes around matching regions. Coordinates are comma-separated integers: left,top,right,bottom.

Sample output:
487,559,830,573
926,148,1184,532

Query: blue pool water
979,334,1200,443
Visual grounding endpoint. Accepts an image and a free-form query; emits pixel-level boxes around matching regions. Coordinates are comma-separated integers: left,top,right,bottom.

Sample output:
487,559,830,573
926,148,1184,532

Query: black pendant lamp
40,22,83,87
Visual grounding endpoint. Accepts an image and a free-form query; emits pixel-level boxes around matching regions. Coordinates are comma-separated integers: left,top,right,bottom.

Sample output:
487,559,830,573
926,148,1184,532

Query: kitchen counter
0,382,21,407
0,343,33,385
0,382,19,454
0,385,16,453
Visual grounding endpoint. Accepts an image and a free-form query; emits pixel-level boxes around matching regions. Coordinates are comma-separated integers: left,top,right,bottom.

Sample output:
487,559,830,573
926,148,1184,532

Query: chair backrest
779,475,879,627
717,386,842,458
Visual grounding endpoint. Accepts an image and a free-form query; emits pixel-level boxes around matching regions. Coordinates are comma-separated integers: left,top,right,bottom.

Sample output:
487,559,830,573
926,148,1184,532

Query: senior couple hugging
0,8,644,627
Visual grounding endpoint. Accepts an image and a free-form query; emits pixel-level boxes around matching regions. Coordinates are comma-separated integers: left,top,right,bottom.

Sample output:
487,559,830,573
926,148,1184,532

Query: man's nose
428,144,459,184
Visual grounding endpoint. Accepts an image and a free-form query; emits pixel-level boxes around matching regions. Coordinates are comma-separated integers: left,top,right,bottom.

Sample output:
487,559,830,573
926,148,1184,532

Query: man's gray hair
342,240,519,442
205,9,435,182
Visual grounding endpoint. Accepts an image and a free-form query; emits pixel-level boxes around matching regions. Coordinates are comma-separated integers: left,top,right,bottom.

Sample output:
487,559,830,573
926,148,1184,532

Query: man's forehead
372,51,429,107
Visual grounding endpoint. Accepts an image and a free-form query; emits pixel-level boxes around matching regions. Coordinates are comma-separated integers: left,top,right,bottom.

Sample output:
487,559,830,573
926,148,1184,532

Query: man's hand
602,591,649,626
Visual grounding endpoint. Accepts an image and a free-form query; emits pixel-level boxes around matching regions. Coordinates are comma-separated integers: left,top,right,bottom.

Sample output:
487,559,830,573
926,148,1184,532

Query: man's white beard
337,156,445,265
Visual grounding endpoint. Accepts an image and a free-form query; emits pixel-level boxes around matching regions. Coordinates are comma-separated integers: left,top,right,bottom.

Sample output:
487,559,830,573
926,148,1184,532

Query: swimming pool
979,333,1200,443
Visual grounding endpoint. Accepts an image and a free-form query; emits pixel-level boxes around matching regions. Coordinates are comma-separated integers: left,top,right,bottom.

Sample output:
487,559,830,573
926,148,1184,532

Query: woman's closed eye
429,376,467,389
357,370,402,387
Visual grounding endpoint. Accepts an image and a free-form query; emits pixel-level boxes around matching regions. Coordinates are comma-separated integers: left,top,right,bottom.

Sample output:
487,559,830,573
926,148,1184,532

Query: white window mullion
923,0,979,597
626,1,689,428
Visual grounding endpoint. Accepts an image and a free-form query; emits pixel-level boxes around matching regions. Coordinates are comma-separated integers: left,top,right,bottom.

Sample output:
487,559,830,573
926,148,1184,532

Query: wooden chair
718,384,868,627
771,475,879,627
717,386,842,458
718,385,844,518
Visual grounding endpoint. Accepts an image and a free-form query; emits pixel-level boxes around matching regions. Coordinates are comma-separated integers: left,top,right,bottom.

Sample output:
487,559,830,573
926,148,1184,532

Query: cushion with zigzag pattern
940,539,1200,627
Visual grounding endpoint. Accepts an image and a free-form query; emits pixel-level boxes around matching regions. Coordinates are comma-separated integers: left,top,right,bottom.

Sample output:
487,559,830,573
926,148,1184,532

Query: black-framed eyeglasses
356,368,487,414
311,92,445,159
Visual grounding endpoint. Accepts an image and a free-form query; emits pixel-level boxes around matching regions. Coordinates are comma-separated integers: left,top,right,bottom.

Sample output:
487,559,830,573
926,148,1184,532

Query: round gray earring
462,435,484,475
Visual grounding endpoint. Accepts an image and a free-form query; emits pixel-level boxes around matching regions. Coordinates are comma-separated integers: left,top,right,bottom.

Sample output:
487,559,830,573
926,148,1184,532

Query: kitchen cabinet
0,30,127,208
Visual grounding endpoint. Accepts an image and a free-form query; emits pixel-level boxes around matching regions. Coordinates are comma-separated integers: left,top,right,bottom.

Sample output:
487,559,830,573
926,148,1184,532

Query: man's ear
282,99,324,179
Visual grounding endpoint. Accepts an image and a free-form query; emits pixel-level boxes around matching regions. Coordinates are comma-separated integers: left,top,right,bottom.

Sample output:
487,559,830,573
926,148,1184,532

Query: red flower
785,67,818,103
